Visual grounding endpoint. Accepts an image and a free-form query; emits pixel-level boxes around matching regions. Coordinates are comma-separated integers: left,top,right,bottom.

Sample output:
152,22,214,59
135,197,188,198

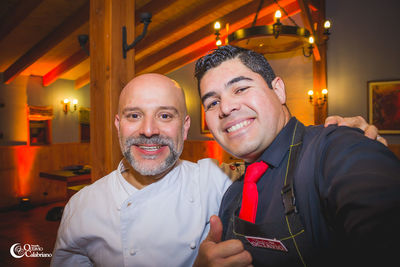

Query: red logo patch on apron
245,236,288,252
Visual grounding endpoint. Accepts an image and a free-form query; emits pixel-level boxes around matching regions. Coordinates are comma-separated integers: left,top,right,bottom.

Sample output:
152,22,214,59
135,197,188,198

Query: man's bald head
118,73,187,117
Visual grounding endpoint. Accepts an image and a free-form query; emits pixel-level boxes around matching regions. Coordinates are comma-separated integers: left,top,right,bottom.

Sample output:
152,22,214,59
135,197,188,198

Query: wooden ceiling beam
135,0,176,25
2,1,89,84
297,0,314,33
43,48,89,87
297,0,321,60
148,4,298,75
136,0,273,73
308,0,321,9
75,71,90,90
134,0,242,60
0,0,45,43
255,1,301,26
137,0,300,74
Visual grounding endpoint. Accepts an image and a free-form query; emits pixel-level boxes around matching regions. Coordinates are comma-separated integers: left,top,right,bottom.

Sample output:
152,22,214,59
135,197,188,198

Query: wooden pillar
90,0,135,180
312,0,328,125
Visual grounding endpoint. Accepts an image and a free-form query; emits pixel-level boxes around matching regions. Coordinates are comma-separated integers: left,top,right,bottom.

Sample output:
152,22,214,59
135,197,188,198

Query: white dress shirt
51,159,234,267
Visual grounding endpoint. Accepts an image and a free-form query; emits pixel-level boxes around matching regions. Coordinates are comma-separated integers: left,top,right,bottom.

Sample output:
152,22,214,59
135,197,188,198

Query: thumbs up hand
205,214,223,243
193,215,253,267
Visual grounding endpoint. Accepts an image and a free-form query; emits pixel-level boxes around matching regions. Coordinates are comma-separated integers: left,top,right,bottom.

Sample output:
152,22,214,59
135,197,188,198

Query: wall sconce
62,98,78,114
214,21,222,47
308,89,328,107
122,12,152,59
78,34,90,56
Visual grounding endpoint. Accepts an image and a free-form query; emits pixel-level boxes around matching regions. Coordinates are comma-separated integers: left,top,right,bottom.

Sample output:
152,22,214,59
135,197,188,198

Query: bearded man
51,74,232,266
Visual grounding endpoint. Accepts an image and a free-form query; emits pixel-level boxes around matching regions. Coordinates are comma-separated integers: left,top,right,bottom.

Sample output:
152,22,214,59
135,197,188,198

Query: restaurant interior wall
327,0,400,144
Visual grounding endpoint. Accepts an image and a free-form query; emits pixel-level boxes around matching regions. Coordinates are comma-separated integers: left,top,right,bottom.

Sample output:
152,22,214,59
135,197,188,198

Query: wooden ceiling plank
0,0,45,43
135,25,213,74
43,49,89,87
150,42,216,75
2,1,90,84
135,0,177,25
134,0,241,59
74,71,90,90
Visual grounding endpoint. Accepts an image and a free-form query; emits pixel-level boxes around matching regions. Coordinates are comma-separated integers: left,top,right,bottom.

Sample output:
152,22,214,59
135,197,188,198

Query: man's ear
271,77,286,105
114,114,121,135
183,115,191,140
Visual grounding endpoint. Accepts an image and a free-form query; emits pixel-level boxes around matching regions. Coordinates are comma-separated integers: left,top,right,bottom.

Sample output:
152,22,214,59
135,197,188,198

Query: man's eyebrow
201,91,217,105
201,76,253,105
122,107,140,113
226,76,253,87
121,106,178,114
158,106,179,114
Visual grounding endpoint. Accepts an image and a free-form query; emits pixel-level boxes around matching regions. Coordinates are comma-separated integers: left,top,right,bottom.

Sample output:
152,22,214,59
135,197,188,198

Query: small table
40,170,91,221
39,170,91,186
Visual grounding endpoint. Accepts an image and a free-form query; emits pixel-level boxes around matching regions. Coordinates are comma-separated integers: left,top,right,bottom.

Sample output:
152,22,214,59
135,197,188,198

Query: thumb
205,215,223,243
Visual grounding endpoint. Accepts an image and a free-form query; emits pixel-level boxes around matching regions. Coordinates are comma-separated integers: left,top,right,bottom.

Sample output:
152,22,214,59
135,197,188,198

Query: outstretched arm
324,115,388,146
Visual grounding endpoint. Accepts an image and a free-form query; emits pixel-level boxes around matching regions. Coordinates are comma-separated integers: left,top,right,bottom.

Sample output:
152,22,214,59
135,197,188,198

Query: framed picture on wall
200,105,210,134
368,80,400,134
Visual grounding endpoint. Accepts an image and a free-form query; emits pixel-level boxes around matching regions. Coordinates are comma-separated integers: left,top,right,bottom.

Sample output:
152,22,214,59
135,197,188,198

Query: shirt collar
256,117,298,168
117,161,138,196
113,159,182,209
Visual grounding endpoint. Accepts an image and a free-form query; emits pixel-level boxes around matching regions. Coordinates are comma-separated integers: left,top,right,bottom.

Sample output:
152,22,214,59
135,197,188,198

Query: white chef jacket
51,159,234,267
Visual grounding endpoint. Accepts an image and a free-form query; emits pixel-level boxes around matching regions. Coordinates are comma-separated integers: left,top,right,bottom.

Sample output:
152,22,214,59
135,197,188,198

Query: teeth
227,120,251,133
139,145,161,151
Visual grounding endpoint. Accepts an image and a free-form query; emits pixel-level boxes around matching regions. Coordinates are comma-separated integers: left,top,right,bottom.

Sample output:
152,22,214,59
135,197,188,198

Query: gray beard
122,135,181,176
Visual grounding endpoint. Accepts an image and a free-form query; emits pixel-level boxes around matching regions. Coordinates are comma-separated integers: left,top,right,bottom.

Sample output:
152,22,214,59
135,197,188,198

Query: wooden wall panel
0,143,90,210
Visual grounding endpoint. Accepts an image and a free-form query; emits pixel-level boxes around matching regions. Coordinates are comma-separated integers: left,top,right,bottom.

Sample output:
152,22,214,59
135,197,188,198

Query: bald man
51,74,233,266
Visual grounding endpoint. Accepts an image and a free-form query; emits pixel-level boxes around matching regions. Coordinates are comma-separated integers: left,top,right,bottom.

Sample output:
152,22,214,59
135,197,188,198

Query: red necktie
239,161,269,223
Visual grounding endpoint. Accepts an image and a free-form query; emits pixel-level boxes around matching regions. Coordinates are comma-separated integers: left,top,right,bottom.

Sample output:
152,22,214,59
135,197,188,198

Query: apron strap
281,121,305,215
281,121,308,267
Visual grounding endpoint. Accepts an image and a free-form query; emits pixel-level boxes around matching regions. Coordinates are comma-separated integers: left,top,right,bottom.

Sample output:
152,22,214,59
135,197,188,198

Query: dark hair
194,45,276,93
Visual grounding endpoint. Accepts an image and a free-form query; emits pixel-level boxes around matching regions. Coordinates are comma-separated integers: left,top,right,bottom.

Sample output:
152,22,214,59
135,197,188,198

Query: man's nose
219,96,240,118
139,117,160,137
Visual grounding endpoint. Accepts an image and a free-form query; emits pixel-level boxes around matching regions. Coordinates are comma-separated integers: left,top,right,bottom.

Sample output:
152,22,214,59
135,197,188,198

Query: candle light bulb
275,10,282,19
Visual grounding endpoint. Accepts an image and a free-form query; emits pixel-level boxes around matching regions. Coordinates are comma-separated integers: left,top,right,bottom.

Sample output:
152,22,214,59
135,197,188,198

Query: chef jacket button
117,206,121,211
190,242,196,249
130,248,136,256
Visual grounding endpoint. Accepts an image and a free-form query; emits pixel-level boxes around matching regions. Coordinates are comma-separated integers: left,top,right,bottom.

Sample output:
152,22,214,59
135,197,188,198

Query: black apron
223,122,315,267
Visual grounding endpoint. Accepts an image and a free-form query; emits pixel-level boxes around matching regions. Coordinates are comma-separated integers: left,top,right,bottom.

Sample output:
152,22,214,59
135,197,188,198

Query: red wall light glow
15,146,37,197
